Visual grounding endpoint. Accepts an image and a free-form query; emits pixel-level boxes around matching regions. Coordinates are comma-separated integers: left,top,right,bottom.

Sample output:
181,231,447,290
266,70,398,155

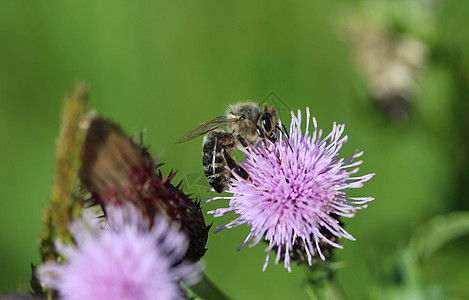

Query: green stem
49,83,88,243
35,83,89,298
305,261,345,300
190,272,232,300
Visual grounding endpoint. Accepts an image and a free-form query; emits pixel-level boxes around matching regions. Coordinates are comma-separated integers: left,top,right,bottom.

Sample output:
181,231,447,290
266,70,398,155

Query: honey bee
177,102,278,193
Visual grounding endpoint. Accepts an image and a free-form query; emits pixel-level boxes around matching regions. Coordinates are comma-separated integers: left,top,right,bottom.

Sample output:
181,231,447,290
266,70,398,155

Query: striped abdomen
202,131,234,193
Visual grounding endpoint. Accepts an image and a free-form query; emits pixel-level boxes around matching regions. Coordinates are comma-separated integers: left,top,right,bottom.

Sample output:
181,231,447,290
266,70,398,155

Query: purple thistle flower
208,108,375,272
37,204,200,300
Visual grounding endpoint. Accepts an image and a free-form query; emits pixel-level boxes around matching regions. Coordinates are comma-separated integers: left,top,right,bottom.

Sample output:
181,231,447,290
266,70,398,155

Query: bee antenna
275,124,289,139
277,124,293,151
281,124,290,138
275,125,281,133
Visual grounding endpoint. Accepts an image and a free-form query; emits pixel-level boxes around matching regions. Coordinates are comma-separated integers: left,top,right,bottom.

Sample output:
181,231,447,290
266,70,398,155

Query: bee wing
176,115,241,143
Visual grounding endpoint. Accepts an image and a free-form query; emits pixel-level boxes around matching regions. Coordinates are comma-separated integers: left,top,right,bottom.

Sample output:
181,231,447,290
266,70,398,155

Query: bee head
258,105,278,142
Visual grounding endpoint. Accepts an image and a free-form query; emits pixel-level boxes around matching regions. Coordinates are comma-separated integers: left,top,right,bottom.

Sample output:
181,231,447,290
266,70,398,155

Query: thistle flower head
208,108,375,271
37,204,200,300
80,118,209,261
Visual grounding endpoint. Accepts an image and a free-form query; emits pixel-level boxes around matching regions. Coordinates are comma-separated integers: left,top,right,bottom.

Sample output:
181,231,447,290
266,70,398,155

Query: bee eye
261,115,272,132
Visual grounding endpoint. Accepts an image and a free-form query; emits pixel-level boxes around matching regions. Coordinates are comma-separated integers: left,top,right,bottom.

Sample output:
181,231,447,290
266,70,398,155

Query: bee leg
238,134,261,154
254,126,269,149
255,126,265,139
222,147,251,180
237,135,249,148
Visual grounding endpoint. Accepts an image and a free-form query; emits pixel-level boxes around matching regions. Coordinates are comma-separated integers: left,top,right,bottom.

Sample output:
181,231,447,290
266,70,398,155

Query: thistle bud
80,117,209,261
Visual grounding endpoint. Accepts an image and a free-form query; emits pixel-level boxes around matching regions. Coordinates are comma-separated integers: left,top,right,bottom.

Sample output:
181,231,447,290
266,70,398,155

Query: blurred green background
1,0,469,299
